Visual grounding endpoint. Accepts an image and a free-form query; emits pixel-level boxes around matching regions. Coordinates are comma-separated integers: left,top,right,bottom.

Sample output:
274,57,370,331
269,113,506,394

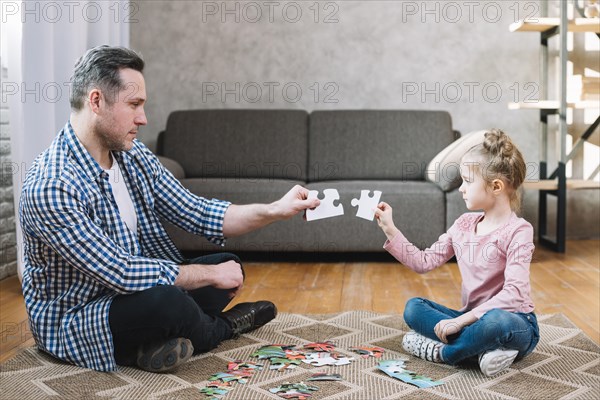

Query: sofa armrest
425,130,486,192
156,130,165,156
157,156,186,180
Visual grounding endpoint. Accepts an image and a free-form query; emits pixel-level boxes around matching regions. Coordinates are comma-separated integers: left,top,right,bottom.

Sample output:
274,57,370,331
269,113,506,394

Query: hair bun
483,128,514,158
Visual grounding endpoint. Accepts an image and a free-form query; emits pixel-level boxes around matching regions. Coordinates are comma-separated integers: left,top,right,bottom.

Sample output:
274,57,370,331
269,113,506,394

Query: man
19,45,319,373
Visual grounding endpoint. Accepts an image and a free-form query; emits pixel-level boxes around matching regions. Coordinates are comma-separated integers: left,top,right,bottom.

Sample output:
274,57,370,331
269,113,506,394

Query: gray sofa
156,109,468,254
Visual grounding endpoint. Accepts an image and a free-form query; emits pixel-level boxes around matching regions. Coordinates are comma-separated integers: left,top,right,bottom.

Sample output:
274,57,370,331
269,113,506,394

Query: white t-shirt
105,155,138,235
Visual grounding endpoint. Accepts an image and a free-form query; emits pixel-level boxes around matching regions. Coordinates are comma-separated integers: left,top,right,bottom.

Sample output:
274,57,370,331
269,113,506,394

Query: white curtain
5,1,130,280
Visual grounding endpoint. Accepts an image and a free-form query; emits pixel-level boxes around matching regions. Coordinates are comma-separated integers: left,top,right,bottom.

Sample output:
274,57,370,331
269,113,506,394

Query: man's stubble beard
95,113,129,152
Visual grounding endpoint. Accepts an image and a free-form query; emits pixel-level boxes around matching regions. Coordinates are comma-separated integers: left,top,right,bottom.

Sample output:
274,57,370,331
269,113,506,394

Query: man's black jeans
108,252,242,366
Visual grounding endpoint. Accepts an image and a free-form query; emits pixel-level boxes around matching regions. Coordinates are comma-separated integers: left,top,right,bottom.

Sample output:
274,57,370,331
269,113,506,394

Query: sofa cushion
162,110,309,181
426,130,487,192
308,110,455,182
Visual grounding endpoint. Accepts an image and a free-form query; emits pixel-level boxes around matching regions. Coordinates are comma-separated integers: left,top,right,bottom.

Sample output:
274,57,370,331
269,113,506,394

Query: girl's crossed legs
403,297,539,365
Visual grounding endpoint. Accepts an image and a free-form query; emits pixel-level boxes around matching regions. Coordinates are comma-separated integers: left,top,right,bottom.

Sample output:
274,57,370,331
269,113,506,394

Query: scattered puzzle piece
303,341,337,352
200,386,231,396
301,352,354,367
205,381,234,389
269,357,302,371
208,372,249,384
351,190,382,221
378,360,444,389
200,360,262,399
308,372,343,381
227,361,264,372
285,350,307,360
252,345,287,359
377,359,406,375
349,345,385,358
306,189,344,221
269,382,319,399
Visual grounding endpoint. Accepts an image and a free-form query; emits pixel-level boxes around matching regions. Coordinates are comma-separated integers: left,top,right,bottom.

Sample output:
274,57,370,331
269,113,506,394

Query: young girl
374,129,539,377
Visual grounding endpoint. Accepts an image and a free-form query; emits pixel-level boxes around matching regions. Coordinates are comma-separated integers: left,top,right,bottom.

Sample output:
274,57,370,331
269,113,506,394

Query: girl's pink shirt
384,212,535,318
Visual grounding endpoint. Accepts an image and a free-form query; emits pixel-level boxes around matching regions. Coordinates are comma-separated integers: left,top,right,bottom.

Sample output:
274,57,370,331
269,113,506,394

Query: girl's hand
434,312,477,343
434,318,464,343
374,202,399,240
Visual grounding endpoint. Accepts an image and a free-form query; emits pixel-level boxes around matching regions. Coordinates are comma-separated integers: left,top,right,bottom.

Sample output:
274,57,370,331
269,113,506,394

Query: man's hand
271,185,320,220
374,202,400,241
223,185,320,237
207,260,244,291
175,260,244,292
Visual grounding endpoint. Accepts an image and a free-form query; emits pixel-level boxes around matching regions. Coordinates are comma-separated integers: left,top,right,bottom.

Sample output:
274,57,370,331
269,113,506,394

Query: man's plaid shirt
19,122,230,371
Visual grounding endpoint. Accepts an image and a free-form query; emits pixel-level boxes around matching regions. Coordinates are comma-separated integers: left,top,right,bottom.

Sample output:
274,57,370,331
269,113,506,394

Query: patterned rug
1,312,599,400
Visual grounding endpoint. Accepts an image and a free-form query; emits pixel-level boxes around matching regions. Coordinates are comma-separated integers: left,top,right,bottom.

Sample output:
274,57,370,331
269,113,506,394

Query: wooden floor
1,240,598,364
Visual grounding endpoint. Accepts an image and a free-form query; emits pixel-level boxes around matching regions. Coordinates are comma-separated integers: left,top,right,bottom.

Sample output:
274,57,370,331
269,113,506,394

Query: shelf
523,179,600,190
508,100,600,110
510,18,600,33
581,76,600,95
510,2,599,253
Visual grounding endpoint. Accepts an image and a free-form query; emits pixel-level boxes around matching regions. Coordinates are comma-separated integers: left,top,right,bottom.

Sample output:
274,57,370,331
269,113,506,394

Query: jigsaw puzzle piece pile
199,342,444,398
377,359,444,389
199,360,264,399
250,341,353,399
252,341,355,371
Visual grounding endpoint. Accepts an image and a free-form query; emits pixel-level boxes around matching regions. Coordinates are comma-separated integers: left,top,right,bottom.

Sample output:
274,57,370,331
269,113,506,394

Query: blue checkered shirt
19,121,230,371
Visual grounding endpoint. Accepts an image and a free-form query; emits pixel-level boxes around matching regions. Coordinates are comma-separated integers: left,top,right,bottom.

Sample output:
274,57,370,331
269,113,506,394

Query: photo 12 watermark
401,239,535,265
399,1,540,24
195,161,340,182
201,81,339,104
400,81,539,104
1,161,29,187
426,160,541,185
1,321,33,344
199,161,305,182
199,1,340,24
1,80,144,105
1,1,139,24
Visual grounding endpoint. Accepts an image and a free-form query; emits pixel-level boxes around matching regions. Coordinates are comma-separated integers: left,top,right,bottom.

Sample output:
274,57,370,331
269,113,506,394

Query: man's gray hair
70,45,144,111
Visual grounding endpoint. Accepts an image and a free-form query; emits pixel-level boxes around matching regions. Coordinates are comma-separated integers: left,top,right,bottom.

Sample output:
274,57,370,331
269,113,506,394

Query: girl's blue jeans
403,297,540,365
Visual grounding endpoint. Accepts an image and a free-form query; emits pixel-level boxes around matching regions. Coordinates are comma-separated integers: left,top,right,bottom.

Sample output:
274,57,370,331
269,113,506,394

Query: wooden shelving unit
509,17,600,33
508,100,599,110
510,1,600,253
523,179,600,190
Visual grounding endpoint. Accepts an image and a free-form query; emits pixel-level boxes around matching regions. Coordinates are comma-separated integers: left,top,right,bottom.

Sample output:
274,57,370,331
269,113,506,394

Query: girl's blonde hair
463,129,527,212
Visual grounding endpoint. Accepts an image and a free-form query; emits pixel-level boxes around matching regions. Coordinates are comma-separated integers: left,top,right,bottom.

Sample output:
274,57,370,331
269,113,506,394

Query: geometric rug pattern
1,312,598,399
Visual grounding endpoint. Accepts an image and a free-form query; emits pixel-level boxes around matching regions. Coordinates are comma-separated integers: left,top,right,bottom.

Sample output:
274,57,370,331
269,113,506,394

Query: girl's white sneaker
478,348,518,376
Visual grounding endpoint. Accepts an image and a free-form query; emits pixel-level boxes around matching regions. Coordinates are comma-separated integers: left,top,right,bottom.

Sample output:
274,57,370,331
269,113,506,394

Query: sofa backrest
308,110,455,182
162,110,308,181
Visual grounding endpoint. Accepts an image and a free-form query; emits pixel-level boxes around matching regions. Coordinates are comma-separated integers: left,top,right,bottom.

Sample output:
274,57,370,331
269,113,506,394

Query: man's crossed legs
108,253,276,372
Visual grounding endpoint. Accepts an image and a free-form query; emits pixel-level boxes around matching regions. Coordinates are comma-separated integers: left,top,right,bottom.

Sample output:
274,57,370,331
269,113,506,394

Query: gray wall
131,0,599,239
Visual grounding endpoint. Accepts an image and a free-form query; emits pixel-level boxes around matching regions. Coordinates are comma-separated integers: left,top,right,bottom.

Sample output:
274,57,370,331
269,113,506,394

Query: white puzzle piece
301,352,354,367
351,190,382,221
306,189,344,221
